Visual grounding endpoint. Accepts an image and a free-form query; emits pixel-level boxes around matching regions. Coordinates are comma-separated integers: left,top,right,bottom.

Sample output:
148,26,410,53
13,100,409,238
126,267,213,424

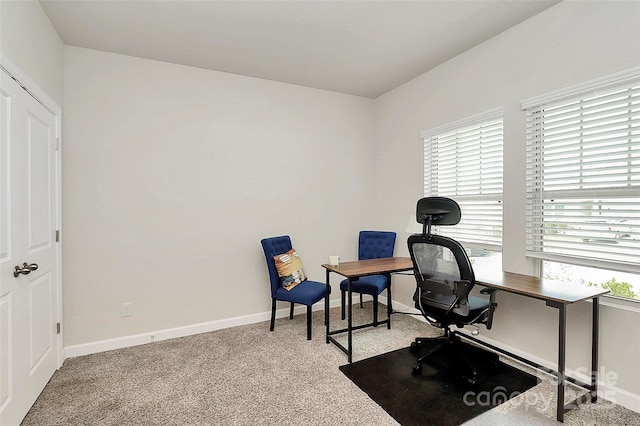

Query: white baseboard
64,312,264,359
63,298,639,415
64,297,343,359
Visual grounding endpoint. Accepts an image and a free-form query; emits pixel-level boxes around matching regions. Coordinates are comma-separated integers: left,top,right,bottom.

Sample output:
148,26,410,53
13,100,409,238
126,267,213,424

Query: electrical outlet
121,302,132,317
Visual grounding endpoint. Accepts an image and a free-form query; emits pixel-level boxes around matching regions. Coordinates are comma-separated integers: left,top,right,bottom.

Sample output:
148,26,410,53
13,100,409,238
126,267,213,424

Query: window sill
598,294,640,314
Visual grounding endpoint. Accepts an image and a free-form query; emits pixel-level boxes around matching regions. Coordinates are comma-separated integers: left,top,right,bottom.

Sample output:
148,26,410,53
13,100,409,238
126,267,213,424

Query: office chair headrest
416,197,461,226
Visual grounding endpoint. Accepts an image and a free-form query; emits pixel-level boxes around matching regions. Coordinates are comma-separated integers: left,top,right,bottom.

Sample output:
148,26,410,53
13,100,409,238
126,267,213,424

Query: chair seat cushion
339,274,388,296
463,295,491,317
274,279,328,306
417,294,490,325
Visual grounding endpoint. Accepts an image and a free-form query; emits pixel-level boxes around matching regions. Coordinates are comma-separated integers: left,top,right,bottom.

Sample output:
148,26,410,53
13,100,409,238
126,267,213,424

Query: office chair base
409,332,481,385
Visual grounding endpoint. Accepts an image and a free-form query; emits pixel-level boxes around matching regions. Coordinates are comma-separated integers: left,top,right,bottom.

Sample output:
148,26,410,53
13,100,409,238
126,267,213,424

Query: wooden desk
324,259,607,422
322,257,413,363
468,271,609,423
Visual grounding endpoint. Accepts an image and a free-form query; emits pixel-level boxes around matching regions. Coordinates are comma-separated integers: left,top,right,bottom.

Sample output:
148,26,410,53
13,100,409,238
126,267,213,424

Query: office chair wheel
411,363,423,375
463,372,478,386
409,341,419,354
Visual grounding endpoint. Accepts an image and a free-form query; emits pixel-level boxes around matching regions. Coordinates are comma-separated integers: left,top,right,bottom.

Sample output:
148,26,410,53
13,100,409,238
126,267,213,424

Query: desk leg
325,269,330,344
557,303,567,423
591,297,599,403
348,277,353,363
386,273,392,330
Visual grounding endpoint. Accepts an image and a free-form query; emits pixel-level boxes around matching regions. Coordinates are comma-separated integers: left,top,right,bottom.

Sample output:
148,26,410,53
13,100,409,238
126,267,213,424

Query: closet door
0,68,59,426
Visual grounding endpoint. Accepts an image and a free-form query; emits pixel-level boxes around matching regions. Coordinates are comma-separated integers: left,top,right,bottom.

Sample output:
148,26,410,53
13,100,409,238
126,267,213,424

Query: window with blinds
524,82,640,274
422,111,504,250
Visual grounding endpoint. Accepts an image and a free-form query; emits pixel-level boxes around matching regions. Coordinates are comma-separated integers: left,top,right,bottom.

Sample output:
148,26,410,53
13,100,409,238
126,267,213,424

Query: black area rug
340,339,538,426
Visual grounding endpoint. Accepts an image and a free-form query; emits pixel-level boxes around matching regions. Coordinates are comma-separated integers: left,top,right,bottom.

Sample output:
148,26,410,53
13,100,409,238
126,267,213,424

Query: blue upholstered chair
261,235,330,340
340,231,397,326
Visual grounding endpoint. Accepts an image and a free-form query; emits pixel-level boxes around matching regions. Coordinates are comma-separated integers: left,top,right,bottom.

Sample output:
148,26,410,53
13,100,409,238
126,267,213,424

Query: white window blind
422,112,503,249
524,82,640,274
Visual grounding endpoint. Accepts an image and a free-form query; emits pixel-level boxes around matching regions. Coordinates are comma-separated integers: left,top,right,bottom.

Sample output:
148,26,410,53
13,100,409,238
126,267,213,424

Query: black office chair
408,197,498,384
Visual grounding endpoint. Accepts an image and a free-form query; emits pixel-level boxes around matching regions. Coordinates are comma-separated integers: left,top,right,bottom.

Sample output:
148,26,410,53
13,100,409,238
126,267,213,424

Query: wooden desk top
322,257,413,278
322,257,608,304
476,271,609,304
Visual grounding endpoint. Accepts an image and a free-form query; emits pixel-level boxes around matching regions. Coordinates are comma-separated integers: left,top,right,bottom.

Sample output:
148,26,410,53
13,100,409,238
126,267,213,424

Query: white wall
6,0,640,411
63,46,375,347
374,1,640,405
0,0,64,105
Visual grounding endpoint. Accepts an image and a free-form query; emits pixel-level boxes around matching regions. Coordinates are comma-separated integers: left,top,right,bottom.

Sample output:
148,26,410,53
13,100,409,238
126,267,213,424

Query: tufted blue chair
261,235,330,340
340,231,397,326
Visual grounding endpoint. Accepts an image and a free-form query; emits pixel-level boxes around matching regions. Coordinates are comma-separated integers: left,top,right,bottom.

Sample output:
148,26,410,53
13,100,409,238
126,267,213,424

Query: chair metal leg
360,293,363,308
373,294,379,326
324,286,329,326
387,278,392,329
270,299,276,331
386,274,393,314
289,303,294,320
307,305,312,340
341,290,346,320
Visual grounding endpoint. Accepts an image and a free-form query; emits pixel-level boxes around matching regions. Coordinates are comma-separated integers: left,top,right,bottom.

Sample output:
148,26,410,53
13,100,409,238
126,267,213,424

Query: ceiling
40,0,560,98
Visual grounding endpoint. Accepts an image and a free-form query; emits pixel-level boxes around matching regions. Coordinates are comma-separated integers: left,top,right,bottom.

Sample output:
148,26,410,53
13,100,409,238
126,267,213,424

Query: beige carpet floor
21,303,640,425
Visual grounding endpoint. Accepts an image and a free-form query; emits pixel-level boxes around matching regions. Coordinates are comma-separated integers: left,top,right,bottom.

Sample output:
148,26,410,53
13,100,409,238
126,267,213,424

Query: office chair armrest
479,288,498,330
479,287,497,296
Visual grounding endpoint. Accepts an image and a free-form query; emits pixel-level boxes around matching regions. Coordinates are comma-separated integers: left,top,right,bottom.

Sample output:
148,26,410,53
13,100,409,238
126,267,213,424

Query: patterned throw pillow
273,248,307,291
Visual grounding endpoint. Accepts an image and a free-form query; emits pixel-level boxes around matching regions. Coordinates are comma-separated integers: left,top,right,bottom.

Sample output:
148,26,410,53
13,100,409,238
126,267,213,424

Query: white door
0,68,59,425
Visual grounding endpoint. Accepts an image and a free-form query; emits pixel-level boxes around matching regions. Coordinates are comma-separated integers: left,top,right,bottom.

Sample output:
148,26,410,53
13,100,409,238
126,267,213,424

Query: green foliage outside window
544,262,639,302
588,278,638,300
544,223,567,235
